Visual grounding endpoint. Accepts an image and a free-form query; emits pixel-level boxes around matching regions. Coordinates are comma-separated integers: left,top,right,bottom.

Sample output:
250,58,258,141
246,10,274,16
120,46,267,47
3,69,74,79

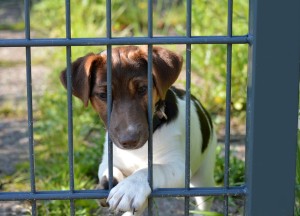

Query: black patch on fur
97,176,119,207
170,86,185,99
171,86,213,153
153,89,179,132
100,176,119,190
191,94,213,153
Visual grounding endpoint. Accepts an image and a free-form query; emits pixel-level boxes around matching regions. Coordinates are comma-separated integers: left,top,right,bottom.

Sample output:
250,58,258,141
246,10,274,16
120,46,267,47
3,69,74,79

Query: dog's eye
97,92,107,101
137,86,147,96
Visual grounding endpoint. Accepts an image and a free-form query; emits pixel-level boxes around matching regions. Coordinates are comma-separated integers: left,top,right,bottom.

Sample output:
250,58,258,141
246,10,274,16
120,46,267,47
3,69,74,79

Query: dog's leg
190,171,215,212
97,162,125,207
97,134,126,206
190,135,217,213
121,201,147,216
107,162,185,213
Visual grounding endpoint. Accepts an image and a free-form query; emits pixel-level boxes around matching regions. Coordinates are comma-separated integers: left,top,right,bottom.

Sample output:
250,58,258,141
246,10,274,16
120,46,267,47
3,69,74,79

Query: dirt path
0,29,51,175
0,2,51,213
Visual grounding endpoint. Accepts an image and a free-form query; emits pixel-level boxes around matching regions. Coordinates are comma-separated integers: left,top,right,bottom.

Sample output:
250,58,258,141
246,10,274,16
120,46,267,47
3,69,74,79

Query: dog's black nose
118,126,140,149
119,134,139,149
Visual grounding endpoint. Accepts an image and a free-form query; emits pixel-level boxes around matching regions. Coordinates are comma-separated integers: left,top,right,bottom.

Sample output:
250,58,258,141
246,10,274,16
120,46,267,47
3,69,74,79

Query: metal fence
0,0,299,215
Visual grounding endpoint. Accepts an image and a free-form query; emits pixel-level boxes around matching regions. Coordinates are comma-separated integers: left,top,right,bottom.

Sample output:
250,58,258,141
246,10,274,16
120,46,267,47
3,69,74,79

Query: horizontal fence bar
151,187,246,198
0,36,250,47
0,186,246,201
0,190,108,201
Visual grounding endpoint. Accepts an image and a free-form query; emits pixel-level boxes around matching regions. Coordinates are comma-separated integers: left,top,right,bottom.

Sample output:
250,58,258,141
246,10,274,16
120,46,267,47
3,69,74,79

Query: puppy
60,46,217,215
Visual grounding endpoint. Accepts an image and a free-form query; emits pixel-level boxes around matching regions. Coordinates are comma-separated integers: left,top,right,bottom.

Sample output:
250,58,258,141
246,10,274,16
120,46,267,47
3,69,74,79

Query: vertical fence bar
147,0,154,215
223,0,233,215
65,0,75,214
106,0,114,190
184,0,192,215
245,0,300,215
24,0,36,215
147,46,154,215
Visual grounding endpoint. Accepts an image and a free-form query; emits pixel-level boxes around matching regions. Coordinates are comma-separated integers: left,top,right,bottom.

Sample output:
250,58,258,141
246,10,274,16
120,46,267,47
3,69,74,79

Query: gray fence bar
0,36,250,47
184,0,192,214
24,0,36,215
0,186,245,201
147,0,154,214
147,45,154,215
106,45,113,190
245,0,300,215
223,0,233,215
65,0,75,214
105,0,114,190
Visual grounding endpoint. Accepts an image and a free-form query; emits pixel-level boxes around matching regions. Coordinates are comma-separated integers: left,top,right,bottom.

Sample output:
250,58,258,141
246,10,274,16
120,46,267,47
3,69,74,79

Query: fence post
245,0,300,215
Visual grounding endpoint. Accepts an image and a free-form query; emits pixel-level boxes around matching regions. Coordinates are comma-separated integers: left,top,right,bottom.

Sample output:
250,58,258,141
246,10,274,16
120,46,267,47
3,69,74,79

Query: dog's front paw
97,167,125,207
96,176,119,207
107,174,151,213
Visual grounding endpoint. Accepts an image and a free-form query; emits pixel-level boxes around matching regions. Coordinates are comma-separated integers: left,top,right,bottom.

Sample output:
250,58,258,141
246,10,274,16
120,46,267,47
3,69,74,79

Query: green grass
1,85,105,214
0,22,25,31
0,60,25,68
190,210,223,216
214,146,245,187
0,102,27,118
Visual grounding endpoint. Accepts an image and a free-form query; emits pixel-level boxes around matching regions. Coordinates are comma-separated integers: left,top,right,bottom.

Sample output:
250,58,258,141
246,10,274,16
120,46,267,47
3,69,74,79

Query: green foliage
0,102,20,118
214,146,245,186
31,0,249,121
32,72,104,213
31,0,185,38
190,210,223,216
191,0,249,117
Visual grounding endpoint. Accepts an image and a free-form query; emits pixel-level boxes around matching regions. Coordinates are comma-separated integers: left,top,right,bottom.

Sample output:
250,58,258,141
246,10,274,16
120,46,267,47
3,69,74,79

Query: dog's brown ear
151,47,183,100
60,53,102,107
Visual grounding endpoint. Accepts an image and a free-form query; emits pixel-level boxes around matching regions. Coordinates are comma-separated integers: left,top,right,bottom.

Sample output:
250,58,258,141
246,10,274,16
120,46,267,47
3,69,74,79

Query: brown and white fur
60,46,217,215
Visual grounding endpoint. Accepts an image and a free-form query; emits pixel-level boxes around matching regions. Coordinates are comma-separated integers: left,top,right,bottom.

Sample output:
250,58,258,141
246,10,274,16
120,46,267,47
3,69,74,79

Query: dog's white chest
112,123,183,176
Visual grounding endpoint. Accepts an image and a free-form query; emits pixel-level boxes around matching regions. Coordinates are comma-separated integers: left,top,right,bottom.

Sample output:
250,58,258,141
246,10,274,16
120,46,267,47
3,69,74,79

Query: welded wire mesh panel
3,0,299,216
0,0,247,215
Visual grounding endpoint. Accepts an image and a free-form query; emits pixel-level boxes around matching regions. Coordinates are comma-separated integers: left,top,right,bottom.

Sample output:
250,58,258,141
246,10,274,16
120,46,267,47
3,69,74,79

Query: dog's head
60,46,183,150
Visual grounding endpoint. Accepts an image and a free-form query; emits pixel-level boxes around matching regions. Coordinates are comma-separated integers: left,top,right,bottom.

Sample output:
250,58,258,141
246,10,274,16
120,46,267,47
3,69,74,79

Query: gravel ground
0,0,23,27
0,29,50,176
0,31,47,215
